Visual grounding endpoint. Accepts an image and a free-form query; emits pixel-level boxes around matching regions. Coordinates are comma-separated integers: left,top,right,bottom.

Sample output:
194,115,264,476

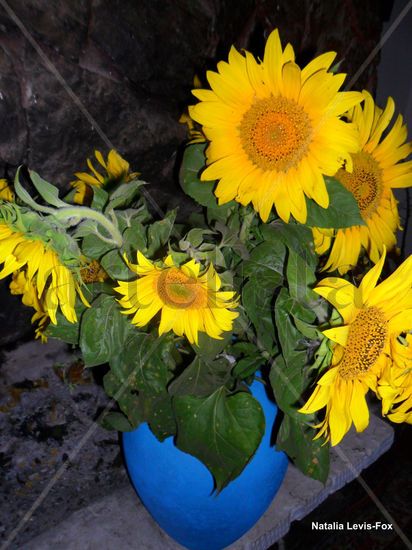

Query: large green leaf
286,248,316,304
180,143,218,208
242,278,277,352
29,170,68,208
91,187,109,211
146,209,176,256
109,332,175,393
169,356,232,397
274,288,314,364
192,331,233,362
261,221,317,268
102,370,143,430
103,333,177,439
138,390,176,441
305,177,364,228
100,411,135,432
277,415,330,483
45,301,87,345
80,294,134,366
174,387,265,491
107,180,145,210
100,249,130,280
242,241,285,287
82,233,115,260
269,355,306,415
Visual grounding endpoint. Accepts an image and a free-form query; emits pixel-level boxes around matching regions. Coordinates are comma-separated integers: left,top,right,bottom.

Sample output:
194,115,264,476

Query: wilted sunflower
313,91,412,274
115,252,239,345
10,270,49,342
0,223,89,324
0,179,14,202
299,249,412,446
72,149,139,204
189,28,362,223
377,334,412,423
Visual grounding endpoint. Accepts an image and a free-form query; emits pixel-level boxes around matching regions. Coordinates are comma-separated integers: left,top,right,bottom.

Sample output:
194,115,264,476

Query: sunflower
0,223,89,324
313,91,412,274
299,248,412,446
189,28,362,223
10,270,49,342
377,334,412,423
0,179,14,202
71,149,140,204
115,252,239,345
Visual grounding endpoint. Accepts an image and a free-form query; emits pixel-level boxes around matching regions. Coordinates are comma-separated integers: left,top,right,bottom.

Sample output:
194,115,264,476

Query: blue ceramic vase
123,380,288,550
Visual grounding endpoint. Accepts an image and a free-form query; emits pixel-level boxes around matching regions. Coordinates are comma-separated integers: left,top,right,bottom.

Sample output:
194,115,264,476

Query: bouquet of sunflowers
1,29,411,491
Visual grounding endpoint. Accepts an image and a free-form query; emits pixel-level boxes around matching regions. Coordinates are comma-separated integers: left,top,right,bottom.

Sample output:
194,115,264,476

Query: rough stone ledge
20,413,394,550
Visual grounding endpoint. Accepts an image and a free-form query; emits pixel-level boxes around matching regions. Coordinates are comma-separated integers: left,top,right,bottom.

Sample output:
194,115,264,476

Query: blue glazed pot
123,380,288,550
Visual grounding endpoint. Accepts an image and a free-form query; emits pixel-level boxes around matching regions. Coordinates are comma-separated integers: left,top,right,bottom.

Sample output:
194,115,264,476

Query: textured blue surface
123,381,288,550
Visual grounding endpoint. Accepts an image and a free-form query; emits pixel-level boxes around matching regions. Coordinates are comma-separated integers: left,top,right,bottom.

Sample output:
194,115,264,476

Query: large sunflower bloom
115,252,239,345
299,248,412,446
72,149,139,204
0,178,14,202
0,223,89,324
10,270,49,342
377,334,412,423
189,29,362,223
313,91,412,274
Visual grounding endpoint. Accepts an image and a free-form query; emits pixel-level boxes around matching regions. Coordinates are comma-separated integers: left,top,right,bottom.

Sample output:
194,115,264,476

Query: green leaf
29,170,68,208
169,356,232,397
269,355,306,415
261,221,317,268
108,332,177,440
305,177,364,228
14,167,54,214
91,187,109,211
80,294,134,366
277,415,330,483
180,143,218,208
286,248,316,303
100,411,135,432
82,233,115,260
146,210,176,256
102,371,143,430
274,288,311,363
107,180,145,209
100,249,130,280
232,355,265,379
109,332,175,392
45,300,88,344
45,317,80,345
242,279,276,352
174,388,265,491
192,331,234,361
242,241,285,287
141,391,176,441
207,201,237,224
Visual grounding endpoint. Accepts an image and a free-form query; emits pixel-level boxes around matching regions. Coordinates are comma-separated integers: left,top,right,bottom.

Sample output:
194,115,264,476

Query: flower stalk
51,206,123,248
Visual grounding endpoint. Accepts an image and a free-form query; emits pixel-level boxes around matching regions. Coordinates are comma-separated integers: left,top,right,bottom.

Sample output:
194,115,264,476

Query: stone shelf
21,413,394,549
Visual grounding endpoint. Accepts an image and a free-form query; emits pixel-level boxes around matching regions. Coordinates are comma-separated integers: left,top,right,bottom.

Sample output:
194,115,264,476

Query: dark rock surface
0,339,128,546
0,0,386,189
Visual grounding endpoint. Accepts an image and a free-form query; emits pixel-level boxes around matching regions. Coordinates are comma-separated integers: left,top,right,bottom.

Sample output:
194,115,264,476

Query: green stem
51,206,123,248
